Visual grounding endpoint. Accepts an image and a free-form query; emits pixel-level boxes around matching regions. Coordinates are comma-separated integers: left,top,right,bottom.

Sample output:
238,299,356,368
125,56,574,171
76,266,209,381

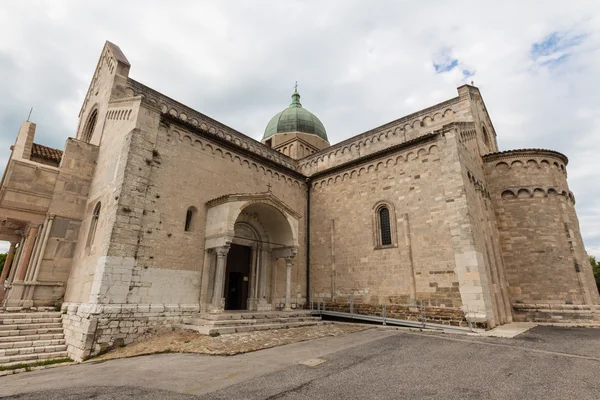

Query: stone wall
32,139,100,305
315,301,473,328
484,150,600,306
456,122,512,326
64,98,141,304
61,302,199,361
309,132,464,308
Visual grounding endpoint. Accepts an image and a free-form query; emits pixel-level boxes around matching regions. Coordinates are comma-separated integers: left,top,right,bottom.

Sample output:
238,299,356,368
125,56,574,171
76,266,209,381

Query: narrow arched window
379,207,392,246
82,109,98,143
482,125,490,148
87,202,101,247
185,206,197,232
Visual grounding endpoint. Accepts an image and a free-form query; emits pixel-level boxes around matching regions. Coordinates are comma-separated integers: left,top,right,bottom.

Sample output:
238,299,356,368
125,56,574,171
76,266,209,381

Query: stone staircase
0,311,69,368
180,310,330,335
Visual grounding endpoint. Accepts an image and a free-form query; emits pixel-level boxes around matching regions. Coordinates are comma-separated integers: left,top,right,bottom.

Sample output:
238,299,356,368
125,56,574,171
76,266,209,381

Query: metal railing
310,295,475,333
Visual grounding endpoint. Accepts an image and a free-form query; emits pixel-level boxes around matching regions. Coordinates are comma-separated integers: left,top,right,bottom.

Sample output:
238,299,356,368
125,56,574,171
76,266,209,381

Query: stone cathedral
0,42,598,361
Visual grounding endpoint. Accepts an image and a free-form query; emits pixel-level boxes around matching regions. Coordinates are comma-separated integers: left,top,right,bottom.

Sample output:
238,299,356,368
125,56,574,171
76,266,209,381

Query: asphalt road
1,326,599,399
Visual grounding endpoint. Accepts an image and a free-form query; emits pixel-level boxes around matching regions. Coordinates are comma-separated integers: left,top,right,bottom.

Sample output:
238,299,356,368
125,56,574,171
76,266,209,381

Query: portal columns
14,224,40,282
210,245,230,313
0,242,17,301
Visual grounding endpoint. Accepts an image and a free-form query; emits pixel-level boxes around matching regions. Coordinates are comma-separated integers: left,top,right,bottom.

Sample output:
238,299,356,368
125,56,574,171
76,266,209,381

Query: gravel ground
94,323,371,360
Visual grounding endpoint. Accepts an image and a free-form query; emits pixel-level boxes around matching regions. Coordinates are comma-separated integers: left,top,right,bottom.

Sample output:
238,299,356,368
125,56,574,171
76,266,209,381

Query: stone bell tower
262,86,330,159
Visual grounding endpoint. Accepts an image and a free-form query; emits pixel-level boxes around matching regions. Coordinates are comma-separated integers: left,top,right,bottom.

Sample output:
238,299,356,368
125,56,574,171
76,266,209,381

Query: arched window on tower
86,202,101,247
373,202,396,248
82,109,98,143
482,125,490,148
185,206,197,232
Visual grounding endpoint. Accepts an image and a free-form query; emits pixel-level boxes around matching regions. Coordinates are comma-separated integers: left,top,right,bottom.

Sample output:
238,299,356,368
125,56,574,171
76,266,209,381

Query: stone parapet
61,302,200,361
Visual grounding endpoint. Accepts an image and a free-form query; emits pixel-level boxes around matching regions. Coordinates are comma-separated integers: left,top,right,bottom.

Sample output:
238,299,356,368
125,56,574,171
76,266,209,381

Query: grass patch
0,357,73,372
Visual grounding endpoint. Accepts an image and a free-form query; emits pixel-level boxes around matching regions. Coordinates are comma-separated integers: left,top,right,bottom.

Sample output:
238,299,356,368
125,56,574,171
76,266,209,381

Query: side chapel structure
0,42,598,360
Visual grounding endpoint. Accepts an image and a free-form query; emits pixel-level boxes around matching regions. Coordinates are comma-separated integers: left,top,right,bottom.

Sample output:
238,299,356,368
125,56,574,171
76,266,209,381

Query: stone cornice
127,78,297,171
483,148,568,165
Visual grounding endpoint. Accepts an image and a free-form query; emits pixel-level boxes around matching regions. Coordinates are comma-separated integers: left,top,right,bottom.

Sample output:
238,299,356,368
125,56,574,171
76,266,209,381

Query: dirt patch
92,323,371,361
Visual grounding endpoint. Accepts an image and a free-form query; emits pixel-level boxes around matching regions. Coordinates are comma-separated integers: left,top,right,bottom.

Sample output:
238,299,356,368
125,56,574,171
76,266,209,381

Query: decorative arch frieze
497,187,575,204
310,143,440,189
297,103,457,173
167,126,306,189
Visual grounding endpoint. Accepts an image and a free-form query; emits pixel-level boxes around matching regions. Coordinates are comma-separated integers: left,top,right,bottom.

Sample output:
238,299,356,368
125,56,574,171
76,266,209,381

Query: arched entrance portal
202,193,300,313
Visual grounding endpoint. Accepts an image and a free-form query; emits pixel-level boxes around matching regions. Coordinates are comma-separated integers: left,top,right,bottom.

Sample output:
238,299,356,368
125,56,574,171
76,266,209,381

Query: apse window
86,202,101,247
379,207,392,246
185,206,197,232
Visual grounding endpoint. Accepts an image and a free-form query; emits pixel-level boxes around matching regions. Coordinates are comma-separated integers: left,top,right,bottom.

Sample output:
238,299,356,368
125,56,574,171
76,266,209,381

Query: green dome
263,90,328,141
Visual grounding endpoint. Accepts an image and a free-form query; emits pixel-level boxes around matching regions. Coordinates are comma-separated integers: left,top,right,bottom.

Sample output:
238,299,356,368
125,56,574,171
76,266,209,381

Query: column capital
284,256,294,267
216,245,230,259
27,223,41,232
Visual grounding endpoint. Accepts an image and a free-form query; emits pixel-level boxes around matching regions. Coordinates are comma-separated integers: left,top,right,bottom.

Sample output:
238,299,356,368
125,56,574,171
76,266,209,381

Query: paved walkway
1,326,599,399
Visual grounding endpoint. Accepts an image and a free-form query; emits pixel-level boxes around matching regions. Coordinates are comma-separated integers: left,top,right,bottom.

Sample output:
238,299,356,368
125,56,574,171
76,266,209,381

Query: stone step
0,327,64,337
0,356,71,370
0,312,62,320
0,317,62,325
0,338,65,350
0,350,69,365
0,344,67,357
189,316,322,327
197,310,313,321
181,320,332,335
0,333,64,344
0,322,63,331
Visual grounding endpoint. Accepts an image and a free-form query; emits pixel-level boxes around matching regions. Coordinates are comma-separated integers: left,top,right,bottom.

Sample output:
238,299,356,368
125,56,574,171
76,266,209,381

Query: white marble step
0,350,68,364
197,310,313,321
0,327,64,337
190,316,322,327
0,338,65,350
181,320,331,335
0,317,62,325
0,322,62,331
0,344,67,356
0,333,64,344
0,312,62,320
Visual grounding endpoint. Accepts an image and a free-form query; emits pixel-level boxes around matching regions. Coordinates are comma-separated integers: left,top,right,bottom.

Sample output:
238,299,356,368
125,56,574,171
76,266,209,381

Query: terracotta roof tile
31,143,63,164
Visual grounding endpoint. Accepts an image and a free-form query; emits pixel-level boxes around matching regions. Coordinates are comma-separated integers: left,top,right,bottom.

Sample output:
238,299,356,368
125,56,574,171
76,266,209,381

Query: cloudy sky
0,0,599,257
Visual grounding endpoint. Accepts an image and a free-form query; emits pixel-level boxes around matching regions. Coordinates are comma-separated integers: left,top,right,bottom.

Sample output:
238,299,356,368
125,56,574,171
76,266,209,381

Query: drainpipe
305,178,311,305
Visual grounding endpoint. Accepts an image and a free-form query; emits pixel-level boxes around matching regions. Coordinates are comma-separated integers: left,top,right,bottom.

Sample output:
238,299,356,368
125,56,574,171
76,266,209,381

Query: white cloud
0,0,598,257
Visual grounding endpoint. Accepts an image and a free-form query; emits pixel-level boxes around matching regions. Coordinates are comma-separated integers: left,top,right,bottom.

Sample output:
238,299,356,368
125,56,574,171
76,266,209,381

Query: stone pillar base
4,283,26,308
256,299,272,312
207,301,225,314
247,297,258,311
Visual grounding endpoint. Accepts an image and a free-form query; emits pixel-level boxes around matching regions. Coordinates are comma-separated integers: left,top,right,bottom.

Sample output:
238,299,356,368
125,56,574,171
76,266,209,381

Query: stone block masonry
3,41,598,362
61,302,200,361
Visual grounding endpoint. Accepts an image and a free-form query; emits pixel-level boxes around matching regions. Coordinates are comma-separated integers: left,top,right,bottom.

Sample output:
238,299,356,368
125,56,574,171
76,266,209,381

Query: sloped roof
30,143,63,164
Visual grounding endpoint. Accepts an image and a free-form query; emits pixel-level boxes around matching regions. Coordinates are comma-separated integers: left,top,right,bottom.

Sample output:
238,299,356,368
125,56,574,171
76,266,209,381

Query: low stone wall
61,302,200,361
313,301,477,328
513,304,600,324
